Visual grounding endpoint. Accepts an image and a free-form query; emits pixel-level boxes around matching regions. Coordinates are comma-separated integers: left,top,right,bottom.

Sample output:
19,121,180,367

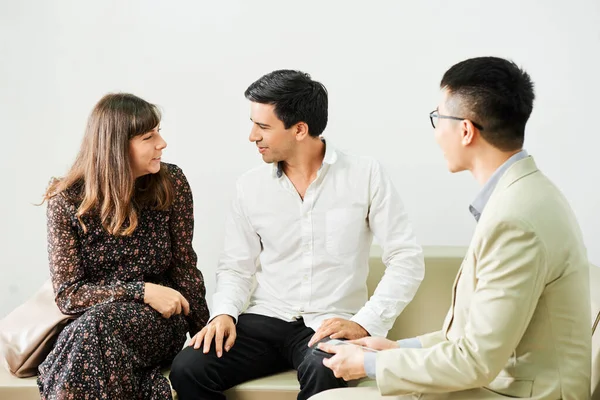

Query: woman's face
128,126,167,178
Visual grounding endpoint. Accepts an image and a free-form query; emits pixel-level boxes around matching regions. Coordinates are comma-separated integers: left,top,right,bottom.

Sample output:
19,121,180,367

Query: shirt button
299,307,305,313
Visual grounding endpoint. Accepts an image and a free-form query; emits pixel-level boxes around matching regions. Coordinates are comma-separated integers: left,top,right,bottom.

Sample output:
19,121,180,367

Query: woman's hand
144,282,190,318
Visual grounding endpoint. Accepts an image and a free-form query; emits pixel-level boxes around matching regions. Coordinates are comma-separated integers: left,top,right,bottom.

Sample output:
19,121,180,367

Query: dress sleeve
47,194,144,315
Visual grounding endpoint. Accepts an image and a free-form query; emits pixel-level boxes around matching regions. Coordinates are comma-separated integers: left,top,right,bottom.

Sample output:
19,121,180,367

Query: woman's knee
78,303,127,324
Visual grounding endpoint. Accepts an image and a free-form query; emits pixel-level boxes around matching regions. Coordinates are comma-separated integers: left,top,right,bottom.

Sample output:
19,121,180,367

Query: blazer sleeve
375,219,548,395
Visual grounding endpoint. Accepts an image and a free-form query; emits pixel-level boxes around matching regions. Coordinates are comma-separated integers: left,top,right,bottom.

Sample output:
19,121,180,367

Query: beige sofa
1,246,599,399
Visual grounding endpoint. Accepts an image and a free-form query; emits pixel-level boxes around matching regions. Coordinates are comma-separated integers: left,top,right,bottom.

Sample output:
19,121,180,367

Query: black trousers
169,314,347,400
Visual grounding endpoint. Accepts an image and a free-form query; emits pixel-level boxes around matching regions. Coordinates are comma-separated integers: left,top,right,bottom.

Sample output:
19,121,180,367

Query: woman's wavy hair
43,93,174,236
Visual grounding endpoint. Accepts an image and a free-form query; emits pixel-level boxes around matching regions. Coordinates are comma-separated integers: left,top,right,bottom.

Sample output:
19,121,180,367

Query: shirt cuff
397,337,422,348
363,351,378,379
209,304,240,324
351,307,388,338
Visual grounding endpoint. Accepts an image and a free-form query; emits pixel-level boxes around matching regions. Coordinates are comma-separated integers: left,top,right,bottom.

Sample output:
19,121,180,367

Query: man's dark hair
245,70,328,137
441,57,535,151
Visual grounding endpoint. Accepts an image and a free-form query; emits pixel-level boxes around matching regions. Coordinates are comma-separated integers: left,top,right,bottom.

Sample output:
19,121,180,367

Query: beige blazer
375,157,591,399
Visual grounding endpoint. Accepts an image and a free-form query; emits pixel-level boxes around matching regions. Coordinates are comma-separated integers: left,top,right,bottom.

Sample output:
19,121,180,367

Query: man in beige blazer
312,57,591,399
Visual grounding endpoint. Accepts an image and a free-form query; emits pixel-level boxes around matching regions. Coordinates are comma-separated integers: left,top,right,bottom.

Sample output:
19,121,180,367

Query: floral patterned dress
37,163,209,400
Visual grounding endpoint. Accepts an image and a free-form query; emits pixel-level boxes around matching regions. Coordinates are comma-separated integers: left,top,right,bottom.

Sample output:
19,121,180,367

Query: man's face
434,89,470,173
248,102,296,164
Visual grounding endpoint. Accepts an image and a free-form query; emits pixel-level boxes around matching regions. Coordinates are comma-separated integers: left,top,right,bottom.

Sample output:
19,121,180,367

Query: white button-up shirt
211,141,424,337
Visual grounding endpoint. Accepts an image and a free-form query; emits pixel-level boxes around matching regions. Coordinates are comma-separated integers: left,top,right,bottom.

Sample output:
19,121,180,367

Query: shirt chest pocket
325,207,367,257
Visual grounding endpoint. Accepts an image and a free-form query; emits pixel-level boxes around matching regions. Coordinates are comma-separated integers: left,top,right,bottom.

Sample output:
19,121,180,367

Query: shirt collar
272,137,337,178
469,149,529,221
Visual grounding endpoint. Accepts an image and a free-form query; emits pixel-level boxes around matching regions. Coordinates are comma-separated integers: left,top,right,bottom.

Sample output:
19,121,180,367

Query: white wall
1,0,599,318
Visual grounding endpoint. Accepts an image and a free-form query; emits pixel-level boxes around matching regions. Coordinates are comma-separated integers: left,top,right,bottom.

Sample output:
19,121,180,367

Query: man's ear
294,122,310,141
461,119,476,146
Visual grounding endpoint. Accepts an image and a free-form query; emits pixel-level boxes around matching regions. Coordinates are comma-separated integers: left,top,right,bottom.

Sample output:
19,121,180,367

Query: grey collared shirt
363,150,529,379
364,338,419,378
469,150,529,221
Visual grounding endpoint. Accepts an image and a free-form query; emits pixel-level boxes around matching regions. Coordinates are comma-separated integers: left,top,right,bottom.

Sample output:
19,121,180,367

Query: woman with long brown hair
37,93,209,399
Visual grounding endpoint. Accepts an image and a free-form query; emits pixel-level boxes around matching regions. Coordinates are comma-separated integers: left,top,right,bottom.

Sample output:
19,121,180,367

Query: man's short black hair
441,57,535,151
245,70,328,137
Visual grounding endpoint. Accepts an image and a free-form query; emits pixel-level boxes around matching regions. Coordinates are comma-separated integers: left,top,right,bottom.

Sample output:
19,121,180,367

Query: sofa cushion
0,368,178,400
0,370,40,400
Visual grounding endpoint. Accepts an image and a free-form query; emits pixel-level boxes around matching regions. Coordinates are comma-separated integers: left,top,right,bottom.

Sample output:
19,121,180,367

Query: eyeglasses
429,109,484,131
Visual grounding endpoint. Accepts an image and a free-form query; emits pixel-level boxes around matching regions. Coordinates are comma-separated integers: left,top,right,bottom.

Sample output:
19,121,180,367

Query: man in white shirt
169,70,425,400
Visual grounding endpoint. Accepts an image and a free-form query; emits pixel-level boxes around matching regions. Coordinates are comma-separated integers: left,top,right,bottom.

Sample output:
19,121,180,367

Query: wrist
143,282,153,304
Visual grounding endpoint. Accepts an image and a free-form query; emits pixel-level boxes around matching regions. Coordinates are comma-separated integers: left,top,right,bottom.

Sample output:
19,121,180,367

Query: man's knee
298,351,333,379
169,346,214,388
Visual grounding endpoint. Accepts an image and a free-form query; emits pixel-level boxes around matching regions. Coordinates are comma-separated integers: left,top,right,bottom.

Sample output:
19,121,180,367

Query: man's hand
318,342,367,381
188,314,236,358
348,336,399,351
308,318,368,347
